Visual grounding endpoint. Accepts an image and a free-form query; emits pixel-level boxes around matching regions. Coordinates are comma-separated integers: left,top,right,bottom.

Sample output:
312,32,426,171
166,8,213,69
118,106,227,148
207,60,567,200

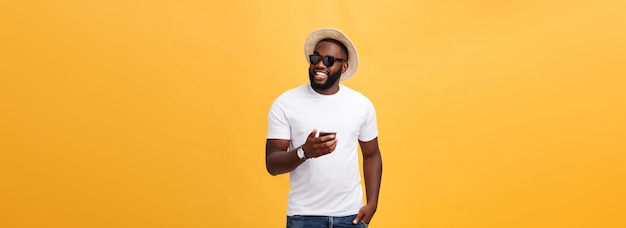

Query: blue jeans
286,215,368,228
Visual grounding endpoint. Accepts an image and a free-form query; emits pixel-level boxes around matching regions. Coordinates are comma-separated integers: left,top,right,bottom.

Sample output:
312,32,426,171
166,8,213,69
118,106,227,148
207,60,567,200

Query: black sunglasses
309,55,347,67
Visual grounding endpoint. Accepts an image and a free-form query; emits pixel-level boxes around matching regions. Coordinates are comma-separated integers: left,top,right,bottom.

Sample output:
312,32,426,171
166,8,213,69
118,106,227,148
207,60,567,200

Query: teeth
316,72,327,76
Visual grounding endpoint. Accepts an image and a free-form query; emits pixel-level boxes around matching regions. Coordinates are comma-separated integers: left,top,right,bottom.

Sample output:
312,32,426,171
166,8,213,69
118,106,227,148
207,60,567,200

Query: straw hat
304,28,359,81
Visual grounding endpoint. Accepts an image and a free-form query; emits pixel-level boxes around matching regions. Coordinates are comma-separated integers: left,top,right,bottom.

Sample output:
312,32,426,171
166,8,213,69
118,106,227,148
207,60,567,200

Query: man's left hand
353,204,377,225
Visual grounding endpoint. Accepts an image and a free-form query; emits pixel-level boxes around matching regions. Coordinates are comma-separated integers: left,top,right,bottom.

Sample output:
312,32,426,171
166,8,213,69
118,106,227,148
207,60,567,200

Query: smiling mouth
314,71,328,81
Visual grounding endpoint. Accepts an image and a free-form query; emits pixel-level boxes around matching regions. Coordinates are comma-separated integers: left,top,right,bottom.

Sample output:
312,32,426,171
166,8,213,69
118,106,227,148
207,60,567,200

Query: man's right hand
301,129,337,158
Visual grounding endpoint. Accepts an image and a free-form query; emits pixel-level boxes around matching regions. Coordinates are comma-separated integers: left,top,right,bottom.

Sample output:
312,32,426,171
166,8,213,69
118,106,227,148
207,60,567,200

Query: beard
308,68,342,92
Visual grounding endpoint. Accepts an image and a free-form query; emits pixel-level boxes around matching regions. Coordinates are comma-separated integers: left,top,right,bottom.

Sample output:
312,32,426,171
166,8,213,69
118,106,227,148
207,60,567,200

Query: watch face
298,147,305,159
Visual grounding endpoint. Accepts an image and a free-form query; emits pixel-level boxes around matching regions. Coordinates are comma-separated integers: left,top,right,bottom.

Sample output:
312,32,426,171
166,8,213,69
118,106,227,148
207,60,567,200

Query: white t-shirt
267,84,378,216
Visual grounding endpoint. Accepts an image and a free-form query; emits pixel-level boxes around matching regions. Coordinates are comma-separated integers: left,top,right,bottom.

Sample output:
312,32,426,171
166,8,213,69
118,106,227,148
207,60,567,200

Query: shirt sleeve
267,99,291,140
359,98,379,142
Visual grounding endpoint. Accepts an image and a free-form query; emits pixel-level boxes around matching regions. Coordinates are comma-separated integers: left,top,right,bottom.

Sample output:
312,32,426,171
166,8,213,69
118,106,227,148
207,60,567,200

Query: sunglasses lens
323,56,335,67
309,55,322,65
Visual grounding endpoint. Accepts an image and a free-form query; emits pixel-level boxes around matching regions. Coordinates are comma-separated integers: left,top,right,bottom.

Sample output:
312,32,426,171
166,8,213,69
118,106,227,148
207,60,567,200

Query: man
266,28,383,228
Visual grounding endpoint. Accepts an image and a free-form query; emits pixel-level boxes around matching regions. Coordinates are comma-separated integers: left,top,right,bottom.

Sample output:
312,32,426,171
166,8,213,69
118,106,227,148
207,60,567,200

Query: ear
341,62,348,73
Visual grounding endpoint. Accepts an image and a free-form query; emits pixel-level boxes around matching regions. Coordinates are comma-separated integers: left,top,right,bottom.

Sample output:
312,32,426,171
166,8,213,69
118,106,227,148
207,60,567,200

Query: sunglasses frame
309,55,347,67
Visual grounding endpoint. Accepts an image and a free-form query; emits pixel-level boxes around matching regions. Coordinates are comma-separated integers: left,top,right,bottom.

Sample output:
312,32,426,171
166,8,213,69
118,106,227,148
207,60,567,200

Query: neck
313,84,340,95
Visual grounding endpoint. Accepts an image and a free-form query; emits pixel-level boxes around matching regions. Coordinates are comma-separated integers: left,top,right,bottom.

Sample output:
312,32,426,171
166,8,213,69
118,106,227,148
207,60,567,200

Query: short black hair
318,38,349,60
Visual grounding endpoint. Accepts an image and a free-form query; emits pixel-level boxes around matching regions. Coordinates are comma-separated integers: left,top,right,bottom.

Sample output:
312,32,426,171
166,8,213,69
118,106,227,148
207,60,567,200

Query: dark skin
265,40,383,225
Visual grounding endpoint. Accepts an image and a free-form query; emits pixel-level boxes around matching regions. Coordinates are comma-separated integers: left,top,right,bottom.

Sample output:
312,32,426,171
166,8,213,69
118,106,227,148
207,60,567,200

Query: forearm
363,151,382,205
266,147,304,176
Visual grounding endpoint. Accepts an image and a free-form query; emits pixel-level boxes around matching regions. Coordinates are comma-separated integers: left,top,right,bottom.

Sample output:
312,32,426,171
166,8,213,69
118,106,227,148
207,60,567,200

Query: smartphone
319,131,337,141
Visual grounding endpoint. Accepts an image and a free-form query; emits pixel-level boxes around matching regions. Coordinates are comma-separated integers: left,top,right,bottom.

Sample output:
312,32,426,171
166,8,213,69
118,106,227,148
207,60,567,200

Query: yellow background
1,0,625,227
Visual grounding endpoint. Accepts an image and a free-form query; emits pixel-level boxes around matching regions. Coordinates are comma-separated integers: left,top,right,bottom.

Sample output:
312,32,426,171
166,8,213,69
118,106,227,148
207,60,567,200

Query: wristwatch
297,146,307,160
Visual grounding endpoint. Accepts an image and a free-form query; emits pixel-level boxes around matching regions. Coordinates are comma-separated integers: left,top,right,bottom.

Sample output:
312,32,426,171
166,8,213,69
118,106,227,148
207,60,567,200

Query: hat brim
304,28,358,81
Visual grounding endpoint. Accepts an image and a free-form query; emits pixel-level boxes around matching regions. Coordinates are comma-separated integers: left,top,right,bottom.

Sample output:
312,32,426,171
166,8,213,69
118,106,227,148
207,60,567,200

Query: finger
320,134,335,142
317,140,333,155
328,138,337,146
353,211,364,224
362,214,372,224
326,138,337,148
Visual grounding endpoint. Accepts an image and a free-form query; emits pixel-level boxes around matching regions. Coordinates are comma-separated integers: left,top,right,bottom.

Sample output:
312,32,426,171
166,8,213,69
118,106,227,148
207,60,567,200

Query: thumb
353,211,364,224
308,129,318,138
